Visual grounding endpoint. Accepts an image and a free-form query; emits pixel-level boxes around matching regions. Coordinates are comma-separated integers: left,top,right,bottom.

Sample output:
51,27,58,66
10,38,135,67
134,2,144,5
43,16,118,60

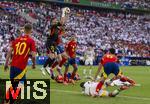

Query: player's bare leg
41,57,50,75
120,76,136,86
109,89,120,97
109,85,130,97
69,64,78,84
107,74,136,87
57,54,62,63
48,53,63,76
57,57,68,76
63,65,69,85
45,53,56,79
41,56,55,75
49,62,58,80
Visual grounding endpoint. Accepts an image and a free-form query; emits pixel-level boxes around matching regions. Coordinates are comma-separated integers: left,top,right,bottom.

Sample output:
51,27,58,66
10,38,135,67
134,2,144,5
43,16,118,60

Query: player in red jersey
4,24,36,103
63,36,78,85
5,24,36,74
93,48,135,96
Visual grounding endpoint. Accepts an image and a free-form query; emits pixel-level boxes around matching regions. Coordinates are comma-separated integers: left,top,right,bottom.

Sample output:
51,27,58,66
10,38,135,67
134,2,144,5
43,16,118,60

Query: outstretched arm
60,7,70,25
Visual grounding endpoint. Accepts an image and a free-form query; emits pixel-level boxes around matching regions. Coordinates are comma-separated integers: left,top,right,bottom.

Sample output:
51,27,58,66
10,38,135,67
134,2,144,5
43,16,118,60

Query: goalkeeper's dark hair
80,82,85,88
109,48,116,54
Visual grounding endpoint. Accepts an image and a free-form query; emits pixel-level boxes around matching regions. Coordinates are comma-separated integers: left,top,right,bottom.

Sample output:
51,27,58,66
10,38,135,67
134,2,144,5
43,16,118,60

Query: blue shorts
56,45,64,54
65,58,76,67
103,62,120,77
67,72,78,80
10,66,26,82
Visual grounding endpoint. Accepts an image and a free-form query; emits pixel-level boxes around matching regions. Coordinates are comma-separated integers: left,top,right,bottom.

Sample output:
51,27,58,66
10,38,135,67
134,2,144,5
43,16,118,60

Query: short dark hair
24,24,32,33
109,48,116,54
16,29,21,35
80,82,85,88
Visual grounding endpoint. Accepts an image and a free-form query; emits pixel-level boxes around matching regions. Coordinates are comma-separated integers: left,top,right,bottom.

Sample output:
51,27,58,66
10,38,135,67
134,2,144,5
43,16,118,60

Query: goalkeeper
41,7,70,77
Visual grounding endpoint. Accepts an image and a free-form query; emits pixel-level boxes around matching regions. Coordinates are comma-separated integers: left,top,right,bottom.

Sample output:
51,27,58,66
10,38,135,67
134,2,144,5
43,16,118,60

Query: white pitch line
51,89,150,101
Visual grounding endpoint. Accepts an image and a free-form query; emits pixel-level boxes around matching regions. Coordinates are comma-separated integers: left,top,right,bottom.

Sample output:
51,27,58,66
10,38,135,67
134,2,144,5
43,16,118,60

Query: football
64,7,70,14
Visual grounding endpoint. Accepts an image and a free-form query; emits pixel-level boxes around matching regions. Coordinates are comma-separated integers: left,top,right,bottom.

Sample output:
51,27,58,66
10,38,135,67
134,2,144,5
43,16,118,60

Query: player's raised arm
60,7,70,25
4,46,13,71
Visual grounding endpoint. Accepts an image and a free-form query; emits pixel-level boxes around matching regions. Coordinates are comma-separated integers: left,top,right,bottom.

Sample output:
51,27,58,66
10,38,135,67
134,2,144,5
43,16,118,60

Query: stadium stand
0,1,149,59
91,0,150,9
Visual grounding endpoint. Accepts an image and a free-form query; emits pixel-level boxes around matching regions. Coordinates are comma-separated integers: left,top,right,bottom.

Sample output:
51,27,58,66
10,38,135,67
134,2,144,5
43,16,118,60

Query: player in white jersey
84,47,95,66
83,47,95,77
80,78,136,97
80,81,120,97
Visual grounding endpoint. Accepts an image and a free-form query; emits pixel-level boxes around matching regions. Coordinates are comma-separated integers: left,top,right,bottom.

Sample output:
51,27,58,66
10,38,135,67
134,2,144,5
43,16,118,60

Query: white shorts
85,58,93,65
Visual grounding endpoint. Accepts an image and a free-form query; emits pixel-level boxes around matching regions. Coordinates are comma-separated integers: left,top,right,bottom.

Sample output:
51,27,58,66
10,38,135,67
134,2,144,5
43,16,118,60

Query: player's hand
62,7,70,17
4,64,9,72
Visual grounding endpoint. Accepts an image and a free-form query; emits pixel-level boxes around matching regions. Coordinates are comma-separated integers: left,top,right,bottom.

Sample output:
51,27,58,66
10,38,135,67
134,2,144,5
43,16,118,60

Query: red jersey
65,40,77,58
50,22,64,45
100,53,118,66
56,28,65,45
11,35,36,70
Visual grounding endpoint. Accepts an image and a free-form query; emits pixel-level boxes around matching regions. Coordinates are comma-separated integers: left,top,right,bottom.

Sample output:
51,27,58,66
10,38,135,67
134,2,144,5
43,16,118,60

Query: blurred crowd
94,0,150,9
0,1,149,58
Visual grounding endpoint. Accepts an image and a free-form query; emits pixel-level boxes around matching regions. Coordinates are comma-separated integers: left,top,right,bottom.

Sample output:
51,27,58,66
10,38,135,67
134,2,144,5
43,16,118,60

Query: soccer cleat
45,67,51,75
46,67,50,71
40,67,46,76
51,74,55,80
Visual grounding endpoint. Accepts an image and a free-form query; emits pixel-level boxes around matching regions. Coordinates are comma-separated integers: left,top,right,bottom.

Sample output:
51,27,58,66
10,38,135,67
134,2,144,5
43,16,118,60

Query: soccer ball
63,7,70,14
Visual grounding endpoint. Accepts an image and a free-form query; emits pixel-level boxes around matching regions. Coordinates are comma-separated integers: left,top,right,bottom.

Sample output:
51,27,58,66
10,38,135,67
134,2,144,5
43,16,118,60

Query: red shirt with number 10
11,35,36,70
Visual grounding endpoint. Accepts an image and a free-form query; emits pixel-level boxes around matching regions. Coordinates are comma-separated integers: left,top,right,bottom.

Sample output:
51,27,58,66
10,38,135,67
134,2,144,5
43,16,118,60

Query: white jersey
83,81,108,97
84,81,98,96
84,49,95,65
85,49,95,60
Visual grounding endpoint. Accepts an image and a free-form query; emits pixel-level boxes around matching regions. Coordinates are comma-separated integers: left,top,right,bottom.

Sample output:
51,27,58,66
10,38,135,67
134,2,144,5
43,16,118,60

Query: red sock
96,81,104,92
71,72,75,80
59,58,67,67
51,61,59,69
64,73,67,82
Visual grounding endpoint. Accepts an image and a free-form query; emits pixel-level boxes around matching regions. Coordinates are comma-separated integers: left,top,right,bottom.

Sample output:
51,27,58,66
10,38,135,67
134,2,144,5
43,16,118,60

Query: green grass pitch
0,65,150,104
